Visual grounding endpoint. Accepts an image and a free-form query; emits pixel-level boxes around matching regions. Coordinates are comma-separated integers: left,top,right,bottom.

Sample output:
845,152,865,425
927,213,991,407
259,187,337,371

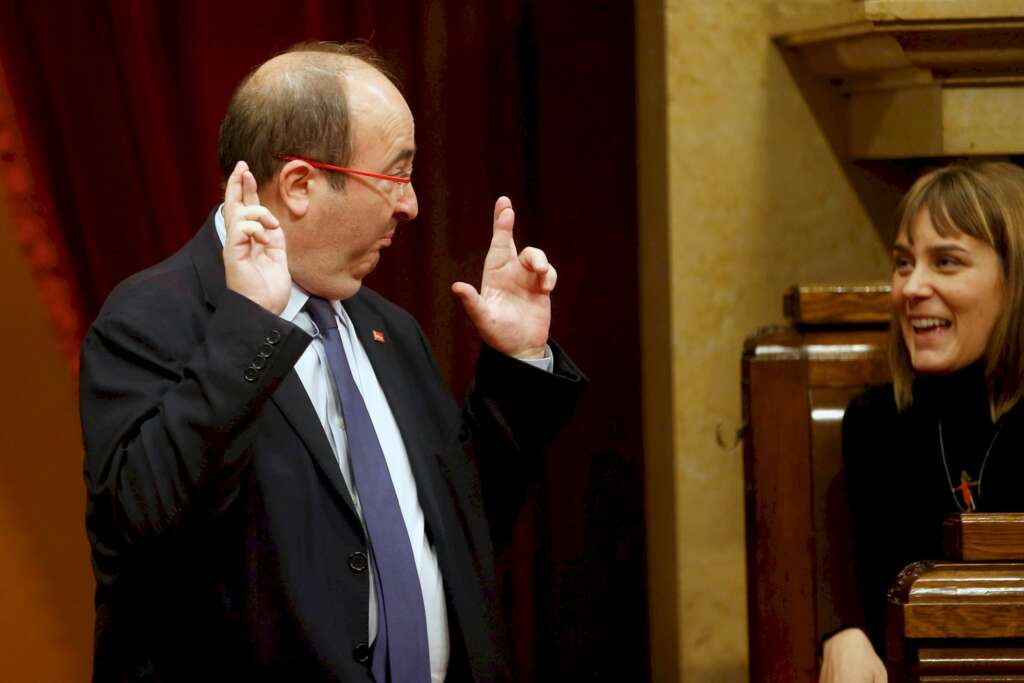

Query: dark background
0,1,647,679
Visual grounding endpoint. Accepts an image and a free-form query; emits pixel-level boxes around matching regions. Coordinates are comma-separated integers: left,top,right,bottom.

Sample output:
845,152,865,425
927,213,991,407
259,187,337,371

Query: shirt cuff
515,344,554,373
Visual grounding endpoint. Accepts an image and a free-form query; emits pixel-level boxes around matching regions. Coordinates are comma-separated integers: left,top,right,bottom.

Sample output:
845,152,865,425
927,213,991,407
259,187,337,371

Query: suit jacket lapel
188,211,360,519
190,210,228,311
270,373,360,515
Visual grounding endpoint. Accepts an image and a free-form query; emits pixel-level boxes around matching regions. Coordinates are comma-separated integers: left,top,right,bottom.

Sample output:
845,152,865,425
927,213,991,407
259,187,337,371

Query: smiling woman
891,206,1005,378
820,161,1024,683
888,163,1024,418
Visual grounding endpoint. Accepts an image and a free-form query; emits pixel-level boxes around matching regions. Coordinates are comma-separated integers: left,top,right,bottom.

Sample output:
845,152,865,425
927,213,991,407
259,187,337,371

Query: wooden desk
887,515,1024,681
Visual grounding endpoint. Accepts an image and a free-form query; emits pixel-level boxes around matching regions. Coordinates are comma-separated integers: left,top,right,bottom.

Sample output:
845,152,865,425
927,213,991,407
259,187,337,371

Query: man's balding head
217,42,399,190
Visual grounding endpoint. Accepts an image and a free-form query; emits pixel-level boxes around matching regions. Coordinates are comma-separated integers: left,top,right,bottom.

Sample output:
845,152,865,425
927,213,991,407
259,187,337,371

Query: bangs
897,169,1001,251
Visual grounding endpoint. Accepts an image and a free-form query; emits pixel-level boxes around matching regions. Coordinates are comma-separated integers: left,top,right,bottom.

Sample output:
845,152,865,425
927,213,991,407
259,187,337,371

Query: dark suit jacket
79,211,586,682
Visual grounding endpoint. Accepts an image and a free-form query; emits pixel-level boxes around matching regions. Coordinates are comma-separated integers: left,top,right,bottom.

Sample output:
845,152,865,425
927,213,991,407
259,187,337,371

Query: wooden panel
743,352,817,682
803,328,890,348
808,356,890,386
898,563,1024,638
906,563,1024,602
784,283,892,326
805,328,889,386
744,312,892,681
918,647,1024,674
920,676,1024,682
905,603,1024,638
943,513,1024,561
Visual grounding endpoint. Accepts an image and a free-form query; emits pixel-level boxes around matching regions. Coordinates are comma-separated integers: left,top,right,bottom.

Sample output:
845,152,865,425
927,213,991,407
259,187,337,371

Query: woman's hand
820,628,887,683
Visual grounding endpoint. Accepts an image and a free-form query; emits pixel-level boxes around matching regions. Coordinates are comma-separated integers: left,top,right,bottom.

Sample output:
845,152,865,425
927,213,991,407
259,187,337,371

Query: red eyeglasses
274,154,411,184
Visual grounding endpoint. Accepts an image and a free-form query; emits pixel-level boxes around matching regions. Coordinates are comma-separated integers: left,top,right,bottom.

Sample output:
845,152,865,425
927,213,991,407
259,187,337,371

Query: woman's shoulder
842,384,906,481
844,383,899,425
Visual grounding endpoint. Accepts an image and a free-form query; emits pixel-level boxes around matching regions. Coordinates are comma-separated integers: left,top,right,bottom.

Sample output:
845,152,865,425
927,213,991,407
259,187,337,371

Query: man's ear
276,160,315,218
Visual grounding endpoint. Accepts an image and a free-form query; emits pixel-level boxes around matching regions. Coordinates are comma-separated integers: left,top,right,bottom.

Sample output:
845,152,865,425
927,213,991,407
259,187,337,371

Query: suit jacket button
353,642,371,664
265,329,282,345
258,343,274,358
243,367,259,383
348,551,368,573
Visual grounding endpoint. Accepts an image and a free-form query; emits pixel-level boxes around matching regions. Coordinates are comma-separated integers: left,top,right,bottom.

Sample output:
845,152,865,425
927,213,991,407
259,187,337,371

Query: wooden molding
943,512,1024,561
774,1,1024,158
898,562,1024,638
784,282,892,326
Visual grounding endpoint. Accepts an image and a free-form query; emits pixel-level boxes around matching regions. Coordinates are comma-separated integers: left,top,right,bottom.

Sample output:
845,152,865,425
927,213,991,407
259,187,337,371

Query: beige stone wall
637,1,891,680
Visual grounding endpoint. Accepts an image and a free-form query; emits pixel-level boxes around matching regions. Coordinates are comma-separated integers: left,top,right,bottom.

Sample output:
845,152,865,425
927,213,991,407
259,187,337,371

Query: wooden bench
744,284,1024,681
743,283,891,681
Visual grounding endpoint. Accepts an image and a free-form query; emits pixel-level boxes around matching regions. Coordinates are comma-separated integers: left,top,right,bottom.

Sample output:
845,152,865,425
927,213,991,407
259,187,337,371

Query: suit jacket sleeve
458,338,587,548
80,286,311,552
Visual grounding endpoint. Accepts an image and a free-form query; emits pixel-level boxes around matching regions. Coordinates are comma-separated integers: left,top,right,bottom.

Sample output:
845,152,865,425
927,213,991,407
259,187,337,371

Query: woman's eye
893,256,913,273
936,256,962,269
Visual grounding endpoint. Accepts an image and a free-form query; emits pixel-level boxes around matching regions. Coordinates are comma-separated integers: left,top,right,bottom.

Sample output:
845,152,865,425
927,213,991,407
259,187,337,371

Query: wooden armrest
887,560,1024,680
896,562,1024,639
943,513,1024,561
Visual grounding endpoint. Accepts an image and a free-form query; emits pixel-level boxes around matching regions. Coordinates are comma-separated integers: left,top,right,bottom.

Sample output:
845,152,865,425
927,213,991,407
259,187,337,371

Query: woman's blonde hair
890,161,1024,420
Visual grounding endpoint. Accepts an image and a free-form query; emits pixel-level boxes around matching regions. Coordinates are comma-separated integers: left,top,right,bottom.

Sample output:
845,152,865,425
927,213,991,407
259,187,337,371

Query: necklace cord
937,419,1004,511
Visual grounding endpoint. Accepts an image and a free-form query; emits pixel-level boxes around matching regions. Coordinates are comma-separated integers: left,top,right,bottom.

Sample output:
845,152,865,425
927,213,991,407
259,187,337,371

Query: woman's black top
842,362,1024,655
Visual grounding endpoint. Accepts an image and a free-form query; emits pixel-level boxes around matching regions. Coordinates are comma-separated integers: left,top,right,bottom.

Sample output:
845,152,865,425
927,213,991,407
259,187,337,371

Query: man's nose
394,182,418,222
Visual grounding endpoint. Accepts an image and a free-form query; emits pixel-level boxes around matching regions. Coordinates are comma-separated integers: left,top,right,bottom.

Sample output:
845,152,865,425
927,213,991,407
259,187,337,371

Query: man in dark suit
79,42,585,682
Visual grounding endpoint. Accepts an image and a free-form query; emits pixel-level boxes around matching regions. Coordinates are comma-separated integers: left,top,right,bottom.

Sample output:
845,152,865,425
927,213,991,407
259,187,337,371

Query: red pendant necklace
938,419,1003,512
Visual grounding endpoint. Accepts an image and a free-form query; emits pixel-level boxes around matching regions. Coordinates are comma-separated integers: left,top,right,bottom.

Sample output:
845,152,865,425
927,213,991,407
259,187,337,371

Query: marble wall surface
637,0,891,680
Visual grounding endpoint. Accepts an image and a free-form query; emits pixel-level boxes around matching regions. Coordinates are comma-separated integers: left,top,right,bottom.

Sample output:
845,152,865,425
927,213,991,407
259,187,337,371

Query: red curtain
0,1,646,679
0,59,85,371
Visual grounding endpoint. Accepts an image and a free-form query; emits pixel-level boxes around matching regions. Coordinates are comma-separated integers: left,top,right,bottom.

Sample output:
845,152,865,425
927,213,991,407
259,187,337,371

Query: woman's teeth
911,318,951,331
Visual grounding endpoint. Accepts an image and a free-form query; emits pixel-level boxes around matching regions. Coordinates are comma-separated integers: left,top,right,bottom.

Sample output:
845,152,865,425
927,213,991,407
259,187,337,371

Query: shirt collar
214,204,351,329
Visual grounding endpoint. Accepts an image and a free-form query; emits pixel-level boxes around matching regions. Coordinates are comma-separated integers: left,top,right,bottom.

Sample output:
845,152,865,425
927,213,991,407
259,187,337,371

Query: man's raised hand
223,161,291,314
451,196,555,359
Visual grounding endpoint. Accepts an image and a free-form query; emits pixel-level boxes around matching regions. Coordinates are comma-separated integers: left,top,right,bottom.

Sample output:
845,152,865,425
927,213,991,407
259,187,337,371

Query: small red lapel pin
372,329,386,343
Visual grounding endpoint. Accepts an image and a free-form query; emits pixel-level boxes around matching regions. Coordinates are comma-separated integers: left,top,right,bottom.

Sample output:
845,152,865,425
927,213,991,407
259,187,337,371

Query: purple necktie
305,296,430,683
